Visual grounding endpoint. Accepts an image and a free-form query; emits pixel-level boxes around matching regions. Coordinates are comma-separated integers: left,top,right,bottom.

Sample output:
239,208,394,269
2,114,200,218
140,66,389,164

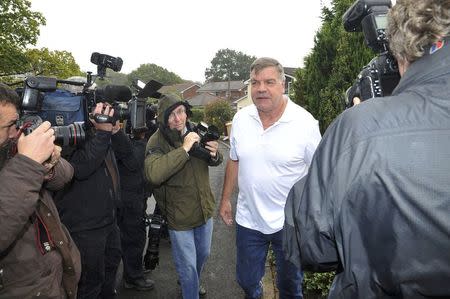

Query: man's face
0,103,18,147
250,66,285,113
167,105,187,132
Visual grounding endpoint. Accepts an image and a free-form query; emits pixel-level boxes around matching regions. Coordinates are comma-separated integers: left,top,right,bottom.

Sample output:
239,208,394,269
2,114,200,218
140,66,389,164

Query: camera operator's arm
0,122,55,252
204,140,223,166
285,122,342,272
144,133,196,186
111,127,137,171
44,146,74,191
69,103,113,180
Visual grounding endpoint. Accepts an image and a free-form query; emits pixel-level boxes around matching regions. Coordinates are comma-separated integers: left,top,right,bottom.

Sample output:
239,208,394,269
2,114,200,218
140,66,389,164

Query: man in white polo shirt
219,57,321,299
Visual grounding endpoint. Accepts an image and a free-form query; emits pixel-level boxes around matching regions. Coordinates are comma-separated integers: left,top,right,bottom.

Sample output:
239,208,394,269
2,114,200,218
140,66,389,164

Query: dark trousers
118,190,147,281
71,224,122,299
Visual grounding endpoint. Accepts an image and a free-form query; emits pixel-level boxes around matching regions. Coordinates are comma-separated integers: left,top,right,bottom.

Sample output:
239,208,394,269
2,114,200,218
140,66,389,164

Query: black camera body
144,207,168,271
343,0,400,108
188,122,220,161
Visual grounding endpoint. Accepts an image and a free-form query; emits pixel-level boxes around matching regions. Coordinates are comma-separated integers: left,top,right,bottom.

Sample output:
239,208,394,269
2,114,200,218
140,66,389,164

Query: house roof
197,81,246,92
159,82,200,94
187,93,224,107
283,67,297,77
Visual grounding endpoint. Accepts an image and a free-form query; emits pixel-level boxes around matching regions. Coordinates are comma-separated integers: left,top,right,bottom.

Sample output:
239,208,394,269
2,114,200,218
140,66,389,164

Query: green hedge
190,107,204,123
303,271,335,297
267,248,334,297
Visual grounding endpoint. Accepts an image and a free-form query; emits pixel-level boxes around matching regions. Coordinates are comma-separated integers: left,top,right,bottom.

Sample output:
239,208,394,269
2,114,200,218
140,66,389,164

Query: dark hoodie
144,94,222,230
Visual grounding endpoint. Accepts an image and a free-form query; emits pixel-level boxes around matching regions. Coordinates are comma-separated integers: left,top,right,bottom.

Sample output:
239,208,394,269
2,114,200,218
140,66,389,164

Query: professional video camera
343,0,400,108
188,121,220,161
98,79,162,133
16,52,161,147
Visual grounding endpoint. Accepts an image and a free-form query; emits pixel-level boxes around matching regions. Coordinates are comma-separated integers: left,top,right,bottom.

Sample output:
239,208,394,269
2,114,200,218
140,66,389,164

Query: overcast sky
30,0,332,83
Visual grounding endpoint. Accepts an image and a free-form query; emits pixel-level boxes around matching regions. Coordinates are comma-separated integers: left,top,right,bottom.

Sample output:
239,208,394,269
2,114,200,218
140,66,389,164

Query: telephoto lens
53,123,85,147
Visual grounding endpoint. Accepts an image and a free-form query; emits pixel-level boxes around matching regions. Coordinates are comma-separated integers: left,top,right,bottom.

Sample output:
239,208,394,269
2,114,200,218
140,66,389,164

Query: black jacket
117,137,147,194
284,42,450,298
56,130,132,232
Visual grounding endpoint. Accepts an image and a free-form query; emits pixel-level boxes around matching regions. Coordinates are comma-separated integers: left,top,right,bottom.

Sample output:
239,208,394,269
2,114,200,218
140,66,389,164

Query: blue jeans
236,224,303,299
169,218,213,299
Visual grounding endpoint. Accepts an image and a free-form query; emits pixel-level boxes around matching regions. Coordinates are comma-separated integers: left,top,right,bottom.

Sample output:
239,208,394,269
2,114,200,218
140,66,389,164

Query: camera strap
33,211,55,255
104,149,119,197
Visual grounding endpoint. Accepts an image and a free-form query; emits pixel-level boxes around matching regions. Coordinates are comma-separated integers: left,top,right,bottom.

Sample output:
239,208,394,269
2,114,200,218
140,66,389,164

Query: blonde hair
387,0,450,63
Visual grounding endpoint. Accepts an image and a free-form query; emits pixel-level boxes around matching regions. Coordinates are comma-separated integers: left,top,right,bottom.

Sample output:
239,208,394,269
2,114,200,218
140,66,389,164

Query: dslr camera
188,121,220,161
143,206,168,271
343,0,400,108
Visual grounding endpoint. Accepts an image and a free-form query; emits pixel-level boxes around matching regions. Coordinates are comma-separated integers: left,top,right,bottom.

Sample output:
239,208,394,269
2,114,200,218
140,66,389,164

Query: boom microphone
96,85,132,103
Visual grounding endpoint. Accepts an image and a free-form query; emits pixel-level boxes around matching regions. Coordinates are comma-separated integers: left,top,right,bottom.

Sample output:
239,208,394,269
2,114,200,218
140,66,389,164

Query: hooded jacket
284,41,450,297
0,155,81,299
145,94,222,230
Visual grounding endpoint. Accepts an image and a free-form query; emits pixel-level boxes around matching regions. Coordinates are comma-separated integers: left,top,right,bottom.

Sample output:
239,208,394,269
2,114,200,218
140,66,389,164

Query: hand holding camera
17,121,55,164
182,132,200,153
185,122,220,161
90,103,115,132
204,140,219,158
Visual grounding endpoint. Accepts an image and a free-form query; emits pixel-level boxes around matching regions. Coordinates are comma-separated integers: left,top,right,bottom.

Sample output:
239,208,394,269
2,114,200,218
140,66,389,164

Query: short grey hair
250,57,285,81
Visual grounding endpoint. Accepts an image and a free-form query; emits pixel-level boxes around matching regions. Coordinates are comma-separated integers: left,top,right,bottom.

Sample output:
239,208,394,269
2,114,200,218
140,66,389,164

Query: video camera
343,0,400,108
188,121,220,161
16,52,162,147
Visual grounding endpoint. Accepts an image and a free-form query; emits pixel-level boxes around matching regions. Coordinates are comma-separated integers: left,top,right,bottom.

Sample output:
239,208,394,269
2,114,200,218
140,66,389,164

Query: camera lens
53,123,85,147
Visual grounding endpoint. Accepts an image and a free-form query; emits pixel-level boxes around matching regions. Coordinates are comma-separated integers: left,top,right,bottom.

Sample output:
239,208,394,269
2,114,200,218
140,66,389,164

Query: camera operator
55,102,132,298
0,83,81,298
284,0,450,297
116,127,154,291
145,93,223,299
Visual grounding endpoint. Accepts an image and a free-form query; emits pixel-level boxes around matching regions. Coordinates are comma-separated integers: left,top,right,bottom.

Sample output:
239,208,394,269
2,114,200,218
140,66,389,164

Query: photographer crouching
145,94,223,299
0,83,81,298
284,0,450,297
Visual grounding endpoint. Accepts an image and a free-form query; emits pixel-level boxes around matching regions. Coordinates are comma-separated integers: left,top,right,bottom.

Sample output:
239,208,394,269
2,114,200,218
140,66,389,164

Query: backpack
38,89,86,126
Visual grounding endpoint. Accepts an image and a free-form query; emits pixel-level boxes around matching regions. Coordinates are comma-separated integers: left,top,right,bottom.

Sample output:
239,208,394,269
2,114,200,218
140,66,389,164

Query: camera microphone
96,85,132,103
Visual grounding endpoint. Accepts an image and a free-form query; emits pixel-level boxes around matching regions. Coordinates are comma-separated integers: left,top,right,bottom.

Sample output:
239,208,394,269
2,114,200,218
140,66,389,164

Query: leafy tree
24,48,82,78
205,49,256,82
0,0,46,76
293,0,373,132
203,99,234,135
127,63,183,86
95,69,130,87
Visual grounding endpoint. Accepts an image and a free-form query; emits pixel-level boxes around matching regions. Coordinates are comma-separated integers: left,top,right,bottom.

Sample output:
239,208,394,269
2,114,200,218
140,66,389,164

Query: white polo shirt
230,98,321,234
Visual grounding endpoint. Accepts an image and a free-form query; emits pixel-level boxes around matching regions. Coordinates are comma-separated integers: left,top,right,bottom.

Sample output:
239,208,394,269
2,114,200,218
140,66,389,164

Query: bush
190,107,204,123
303,271,335,298
204,100,233,135
267,247,334,298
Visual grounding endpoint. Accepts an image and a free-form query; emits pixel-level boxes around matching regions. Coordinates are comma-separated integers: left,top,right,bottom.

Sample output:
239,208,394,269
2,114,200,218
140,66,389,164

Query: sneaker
199,285,207,296
124,277,155,291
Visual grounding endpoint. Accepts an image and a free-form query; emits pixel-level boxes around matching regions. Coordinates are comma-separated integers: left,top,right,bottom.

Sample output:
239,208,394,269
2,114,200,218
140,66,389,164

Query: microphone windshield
96,85,132,103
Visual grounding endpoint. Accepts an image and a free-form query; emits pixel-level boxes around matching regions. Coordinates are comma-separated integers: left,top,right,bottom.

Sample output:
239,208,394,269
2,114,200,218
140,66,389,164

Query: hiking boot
124,277,155,291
